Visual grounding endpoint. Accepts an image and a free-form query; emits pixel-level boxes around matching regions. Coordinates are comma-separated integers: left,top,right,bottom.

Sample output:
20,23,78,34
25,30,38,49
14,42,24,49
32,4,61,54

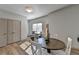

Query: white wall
21,20,28,40
0,9,26,20
0,9,28,40
28,5,79,48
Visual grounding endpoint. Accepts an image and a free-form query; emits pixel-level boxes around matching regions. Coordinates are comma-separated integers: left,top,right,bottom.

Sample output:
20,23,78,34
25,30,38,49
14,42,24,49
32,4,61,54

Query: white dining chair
25,45,33,55
20,41,31,50
31,42,42,55
20,39,49,55
19,40,33,55
51,37,72,55
65,37,72,55
31,42,49,55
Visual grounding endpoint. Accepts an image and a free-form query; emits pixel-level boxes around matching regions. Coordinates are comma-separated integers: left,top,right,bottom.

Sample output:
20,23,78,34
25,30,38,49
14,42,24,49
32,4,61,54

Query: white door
12,20,21,42
8,20,21,44
0,19,7,47
7,20,13,44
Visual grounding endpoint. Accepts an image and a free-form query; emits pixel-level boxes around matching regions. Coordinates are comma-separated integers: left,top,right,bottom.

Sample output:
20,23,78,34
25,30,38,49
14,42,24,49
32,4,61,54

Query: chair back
20,41,31,50
31,42,42,55
65,37,72,55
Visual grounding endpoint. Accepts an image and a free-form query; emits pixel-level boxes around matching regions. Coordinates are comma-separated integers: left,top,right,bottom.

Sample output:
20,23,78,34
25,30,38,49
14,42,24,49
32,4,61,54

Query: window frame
32,23,42,34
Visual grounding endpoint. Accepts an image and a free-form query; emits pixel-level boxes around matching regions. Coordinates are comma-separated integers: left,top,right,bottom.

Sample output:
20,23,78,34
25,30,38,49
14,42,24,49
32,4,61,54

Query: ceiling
0,4,70,20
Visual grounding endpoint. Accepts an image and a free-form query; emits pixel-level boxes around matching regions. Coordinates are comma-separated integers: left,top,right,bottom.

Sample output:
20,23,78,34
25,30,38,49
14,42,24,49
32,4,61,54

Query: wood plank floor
0,43,28,55
0,41,79,55
71,49,79,55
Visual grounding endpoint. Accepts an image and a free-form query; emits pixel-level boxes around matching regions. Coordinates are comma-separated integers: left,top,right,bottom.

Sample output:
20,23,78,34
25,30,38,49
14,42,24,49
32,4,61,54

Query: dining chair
31,42,49,55
20,41,31,50
65,37,72,55
20,38,49,55
31,42,42,55
51,37,72,55
25,45,33,55
19,40,34,55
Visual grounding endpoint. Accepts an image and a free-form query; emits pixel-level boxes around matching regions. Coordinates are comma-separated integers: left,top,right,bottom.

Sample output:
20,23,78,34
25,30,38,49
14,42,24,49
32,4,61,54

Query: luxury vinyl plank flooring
0,43,27,55
0,40,79,55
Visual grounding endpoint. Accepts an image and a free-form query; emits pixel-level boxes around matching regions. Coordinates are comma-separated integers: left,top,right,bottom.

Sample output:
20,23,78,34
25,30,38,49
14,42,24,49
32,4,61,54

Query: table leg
47,49,51,53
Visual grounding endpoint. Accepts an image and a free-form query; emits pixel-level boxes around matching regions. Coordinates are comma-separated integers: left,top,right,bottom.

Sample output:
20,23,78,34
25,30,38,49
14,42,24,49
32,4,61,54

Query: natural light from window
32,23,42,34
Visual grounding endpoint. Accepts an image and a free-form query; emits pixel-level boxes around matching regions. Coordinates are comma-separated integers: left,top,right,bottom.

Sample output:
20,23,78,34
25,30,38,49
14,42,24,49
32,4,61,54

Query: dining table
37,37,66,53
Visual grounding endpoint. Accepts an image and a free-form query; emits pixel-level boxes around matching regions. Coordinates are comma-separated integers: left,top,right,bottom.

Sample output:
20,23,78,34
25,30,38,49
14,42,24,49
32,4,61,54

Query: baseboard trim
72,48,79,51
71,48,79,54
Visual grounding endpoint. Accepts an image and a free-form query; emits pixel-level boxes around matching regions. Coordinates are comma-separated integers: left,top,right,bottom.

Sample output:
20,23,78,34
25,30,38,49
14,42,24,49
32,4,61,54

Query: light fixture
25,6,32,13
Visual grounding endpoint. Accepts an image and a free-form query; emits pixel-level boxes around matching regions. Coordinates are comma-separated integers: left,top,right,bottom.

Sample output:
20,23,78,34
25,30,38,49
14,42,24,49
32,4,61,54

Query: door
12,20,21,42
7,20,13,44
8,20,21,44
0,19,7,47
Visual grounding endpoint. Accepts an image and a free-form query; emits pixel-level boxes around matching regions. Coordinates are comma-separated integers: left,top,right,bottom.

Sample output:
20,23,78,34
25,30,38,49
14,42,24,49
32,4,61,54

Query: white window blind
32,23,42,34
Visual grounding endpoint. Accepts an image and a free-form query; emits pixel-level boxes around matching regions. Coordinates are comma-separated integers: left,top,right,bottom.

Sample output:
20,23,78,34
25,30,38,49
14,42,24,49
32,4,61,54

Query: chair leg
47,49,51,53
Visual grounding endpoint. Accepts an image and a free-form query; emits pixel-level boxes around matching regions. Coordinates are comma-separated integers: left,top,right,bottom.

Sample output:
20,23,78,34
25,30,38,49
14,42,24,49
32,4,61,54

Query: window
32,23,42,34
